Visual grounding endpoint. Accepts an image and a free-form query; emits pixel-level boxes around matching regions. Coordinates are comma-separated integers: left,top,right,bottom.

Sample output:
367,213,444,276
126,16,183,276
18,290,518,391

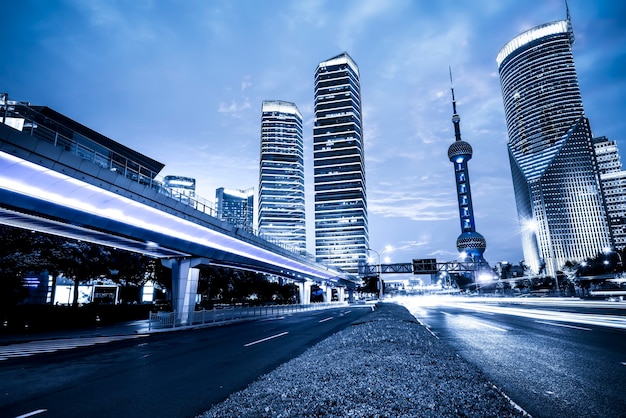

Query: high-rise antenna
565,0,575,43
449,66,457,114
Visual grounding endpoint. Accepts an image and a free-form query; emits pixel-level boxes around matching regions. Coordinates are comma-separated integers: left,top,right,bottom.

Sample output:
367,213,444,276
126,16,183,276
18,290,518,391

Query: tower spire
565,0,575,44
449,67,462,142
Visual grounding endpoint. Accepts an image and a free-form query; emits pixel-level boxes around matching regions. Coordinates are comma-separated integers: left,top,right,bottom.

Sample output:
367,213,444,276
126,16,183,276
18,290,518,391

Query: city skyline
2,0,624,266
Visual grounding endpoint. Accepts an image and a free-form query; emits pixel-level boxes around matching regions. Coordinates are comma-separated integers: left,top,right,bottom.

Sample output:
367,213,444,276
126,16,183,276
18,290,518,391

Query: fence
148,302,345,330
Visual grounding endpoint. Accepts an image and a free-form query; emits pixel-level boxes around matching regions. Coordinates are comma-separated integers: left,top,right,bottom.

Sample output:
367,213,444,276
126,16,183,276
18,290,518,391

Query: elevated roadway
0,101,355,322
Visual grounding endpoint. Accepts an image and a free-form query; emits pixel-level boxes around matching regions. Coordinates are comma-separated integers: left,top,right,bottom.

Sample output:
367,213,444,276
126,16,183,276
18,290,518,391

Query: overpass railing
148,302,346,330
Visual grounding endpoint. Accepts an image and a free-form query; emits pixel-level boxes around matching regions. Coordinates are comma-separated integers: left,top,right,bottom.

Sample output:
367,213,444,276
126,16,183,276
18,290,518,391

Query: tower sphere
456,231,486,258
448,140,473,161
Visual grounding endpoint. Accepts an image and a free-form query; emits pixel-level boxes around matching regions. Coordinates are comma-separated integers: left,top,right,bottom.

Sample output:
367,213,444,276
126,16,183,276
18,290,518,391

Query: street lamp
603,247,622,270
367,246,392,300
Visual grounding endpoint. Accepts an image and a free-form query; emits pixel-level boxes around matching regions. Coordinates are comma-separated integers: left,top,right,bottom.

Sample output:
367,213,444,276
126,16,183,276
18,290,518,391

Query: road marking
479,322,507,332
319,317,334,323
620,362,626,366
0,335,147,361
15,409,47,418
343,310,352,315
535,320,591,331
441,311,452,316
244,331,289,347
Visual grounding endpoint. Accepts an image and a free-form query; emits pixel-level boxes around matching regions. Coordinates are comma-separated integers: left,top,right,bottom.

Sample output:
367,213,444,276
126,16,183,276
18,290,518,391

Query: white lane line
480,323,508,332
244,331,289,347
319,317,334,323
621,362,626,366
441,311,452,316
15,409,47,418
535,320,591,331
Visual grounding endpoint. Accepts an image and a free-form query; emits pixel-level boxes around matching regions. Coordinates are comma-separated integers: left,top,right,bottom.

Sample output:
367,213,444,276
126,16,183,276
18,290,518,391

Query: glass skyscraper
258,100,306,254
594,136,626,251
497,15,611,276
313,52,368,273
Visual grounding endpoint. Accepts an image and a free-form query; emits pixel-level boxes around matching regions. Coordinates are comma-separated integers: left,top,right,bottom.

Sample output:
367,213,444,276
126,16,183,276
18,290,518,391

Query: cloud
218,99,252,115
241,76,252,92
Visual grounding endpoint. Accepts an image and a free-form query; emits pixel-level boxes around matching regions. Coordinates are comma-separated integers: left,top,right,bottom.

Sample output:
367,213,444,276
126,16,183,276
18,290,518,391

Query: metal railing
148,302,345,330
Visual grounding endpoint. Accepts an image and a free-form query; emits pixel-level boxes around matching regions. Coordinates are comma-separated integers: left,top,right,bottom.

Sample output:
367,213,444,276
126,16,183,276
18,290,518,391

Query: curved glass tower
497,15,611,276
258,100,306,254
313,52,368,273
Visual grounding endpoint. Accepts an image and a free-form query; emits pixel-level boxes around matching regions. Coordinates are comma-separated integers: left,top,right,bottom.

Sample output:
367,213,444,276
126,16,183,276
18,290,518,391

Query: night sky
2,0,625,266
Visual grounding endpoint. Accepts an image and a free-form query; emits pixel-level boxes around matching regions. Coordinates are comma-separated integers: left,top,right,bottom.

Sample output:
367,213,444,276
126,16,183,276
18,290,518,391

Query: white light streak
0,151,338,280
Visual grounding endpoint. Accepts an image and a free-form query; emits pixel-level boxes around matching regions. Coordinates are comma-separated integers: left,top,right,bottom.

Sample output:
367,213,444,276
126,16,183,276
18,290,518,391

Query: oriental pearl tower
447,70,488,266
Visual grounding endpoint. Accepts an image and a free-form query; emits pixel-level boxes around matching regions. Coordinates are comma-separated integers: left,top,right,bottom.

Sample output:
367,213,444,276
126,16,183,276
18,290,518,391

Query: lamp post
603,247,622,271
367,248,382,300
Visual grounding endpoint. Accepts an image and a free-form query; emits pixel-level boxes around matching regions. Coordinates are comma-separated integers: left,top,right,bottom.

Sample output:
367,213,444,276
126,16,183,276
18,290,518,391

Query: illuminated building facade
497,13,611,276
447,76,487,265
594,136,626,250
216,187,254,232
313,52,368,273
258,100,306,254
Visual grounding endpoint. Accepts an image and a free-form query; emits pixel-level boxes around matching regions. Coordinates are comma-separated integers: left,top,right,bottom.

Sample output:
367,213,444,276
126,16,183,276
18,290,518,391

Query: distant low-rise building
216,187,254,232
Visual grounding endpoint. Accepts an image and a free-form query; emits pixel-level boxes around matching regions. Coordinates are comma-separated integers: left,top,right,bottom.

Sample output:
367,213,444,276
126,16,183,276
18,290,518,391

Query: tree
0,226,60,311
109,249,153,304
50,241,110,307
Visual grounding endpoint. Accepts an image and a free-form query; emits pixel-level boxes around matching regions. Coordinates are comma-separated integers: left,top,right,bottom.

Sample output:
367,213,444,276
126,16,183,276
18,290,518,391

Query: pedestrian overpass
0,96,356,323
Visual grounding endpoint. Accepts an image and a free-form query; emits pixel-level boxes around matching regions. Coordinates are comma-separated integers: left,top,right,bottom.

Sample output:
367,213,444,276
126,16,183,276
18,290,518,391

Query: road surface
399,296,626,418
0,305,372,418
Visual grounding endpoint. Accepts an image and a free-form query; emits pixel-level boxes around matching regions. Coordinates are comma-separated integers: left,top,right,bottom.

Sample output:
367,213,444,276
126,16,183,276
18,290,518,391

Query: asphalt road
399,296,626,418
0,305,372,418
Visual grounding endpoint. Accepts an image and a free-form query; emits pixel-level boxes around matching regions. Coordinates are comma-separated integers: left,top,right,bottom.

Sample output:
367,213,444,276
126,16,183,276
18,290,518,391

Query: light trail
395,295,626,330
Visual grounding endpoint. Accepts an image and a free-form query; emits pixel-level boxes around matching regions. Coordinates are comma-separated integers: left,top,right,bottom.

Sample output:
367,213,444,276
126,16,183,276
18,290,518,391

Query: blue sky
2,0,625,266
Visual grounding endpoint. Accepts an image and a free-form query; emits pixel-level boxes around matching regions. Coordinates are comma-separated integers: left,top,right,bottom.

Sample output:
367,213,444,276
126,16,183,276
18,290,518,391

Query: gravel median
198,302,529,418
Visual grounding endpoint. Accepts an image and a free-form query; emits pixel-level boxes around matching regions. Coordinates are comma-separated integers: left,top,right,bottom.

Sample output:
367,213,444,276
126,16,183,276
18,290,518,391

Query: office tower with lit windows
447,76,487,265
496,11,611,276
216,187,254,232
258,100,306,254
594,136,626,250
313,52,368,273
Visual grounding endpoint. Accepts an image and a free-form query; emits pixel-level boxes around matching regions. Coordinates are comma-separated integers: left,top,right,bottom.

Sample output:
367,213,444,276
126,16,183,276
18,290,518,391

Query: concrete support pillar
162,257,210,325
347,288,354,303
337,287,345,303
325,286,333,303
298,282,312,305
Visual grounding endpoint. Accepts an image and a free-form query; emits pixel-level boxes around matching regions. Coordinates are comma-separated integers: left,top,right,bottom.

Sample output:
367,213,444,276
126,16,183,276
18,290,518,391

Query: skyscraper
313,52,368,274
447,74,487,266
594,136,626,250
258,100,306,254
216,187,254,232
496,12,611,276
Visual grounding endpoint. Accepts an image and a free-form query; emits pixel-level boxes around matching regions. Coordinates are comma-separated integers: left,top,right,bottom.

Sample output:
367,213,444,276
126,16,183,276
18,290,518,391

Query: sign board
412,259,438,274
